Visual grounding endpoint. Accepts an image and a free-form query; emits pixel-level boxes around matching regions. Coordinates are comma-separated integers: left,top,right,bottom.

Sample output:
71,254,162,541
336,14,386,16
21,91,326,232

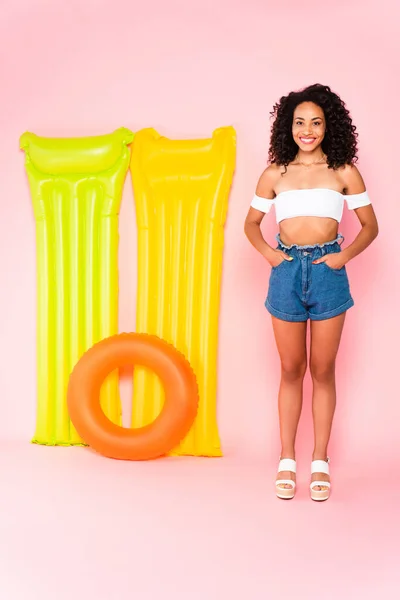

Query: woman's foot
310,457,331,501
276,457,297,499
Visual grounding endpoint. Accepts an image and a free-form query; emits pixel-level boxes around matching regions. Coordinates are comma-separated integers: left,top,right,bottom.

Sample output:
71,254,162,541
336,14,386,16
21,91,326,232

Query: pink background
1,1,399,598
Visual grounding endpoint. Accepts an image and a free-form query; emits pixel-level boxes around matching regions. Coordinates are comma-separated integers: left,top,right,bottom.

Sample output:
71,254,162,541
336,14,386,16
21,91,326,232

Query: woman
244,83,378,501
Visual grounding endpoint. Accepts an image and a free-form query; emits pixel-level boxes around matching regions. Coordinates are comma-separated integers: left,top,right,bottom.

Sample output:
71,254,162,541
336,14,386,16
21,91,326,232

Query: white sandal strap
310,481,331,490
278,458,296,474
311,459,330,475
276,479,296,488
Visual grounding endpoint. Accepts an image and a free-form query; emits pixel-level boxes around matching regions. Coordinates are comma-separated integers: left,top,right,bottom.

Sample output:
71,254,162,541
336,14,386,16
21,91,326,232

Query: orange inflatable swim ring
67,333,199,460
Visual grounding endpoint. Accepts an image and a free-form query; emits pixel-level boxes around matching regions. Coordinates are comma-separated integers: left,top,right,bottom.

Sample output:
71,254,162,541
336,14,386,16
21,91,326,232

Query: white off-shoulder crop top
250,188,371,223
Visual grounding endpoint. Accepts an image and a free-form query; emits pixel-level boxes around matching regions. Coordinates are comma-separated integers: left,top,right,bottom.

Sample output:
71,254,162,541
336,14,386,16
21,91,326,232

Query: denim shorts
265,234,354,322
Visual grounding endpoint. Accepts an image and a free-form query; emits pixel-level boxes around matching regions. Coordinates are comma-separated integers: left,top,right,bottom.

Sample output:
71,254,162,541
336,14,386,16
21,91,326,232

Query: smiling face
292,101,326,152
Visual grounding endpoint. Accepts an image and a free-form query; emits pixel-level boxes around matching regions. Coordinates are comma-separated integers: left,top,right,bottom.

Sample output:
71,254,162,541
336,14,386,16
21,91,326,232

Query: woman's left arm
341,164,379,263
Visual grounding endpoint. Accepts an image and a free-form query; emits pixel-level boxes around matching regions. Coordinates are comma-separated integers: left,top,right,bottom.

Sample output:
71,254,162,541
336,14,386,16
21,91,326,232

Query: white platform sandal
276,458,297,499
310,458,331,502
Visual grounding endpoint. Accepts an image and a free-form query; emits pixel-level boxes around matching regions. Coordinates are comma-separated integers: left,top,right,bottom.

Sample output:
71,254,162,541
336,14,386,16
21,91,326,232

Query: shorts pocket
272,260,288,271
272,255,293,271
321,262,346,275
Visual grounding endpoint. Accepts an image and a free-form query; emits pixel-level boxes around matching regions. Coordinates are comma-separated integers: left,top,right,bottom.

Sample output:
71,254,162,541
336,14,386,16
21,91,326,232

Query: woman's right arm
244,166,289,266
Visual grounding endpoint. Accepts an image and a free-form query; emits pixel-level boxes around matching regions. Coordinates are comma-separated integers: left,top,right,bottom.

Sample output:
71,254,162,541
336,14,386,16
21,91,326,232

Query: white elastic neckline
275,188,344,199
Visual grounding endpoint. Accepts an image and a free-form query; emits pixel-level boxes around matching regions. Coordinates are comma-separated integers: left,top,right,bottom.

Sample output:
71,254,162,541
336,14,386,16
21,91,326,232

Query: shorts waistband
276,233,344,251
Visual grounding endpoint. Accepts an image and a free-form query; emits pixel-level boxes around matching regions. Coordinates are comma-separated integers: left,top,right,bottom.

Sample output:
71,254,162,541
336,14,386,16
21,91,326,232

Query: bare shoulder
255,163,281,198
339,163,366,194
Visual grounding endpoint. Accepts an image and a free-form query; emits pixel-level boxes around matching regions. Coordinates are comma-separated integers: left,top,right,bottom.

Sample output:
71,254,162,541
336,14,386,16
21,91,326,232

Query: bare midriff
278,216,339,247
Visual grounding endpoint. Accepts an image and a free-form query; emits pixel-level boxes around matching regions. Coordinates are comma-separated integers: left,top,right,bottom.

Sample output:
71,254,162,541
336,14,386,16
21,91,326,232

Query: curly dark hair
268,83,358,170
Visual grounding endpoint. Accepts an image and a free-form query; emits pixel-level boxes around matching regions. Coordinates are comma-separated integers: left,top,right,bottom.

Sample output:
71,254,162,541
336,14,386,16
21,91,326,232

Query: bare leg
310,313,346,490
271,317,307,489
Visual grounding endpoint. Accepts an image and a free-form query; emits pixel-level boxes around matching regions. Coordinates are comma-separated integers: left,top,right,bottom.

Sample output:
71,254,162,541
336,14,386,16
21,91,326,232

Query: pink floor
1,443,399,599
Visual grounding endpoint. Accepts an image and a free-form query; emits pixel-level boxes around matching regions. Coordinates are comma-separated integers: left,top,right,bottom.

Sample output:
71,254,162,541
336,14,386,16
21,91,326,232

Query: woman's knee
281,359,307,383
310,360,336,384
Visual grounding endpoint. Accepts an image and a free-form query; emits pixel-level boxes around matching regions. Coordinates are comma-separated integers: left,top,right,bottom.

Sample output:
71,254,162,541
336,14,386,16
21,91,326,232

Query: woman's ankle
280,449,296,460
312,451,329,461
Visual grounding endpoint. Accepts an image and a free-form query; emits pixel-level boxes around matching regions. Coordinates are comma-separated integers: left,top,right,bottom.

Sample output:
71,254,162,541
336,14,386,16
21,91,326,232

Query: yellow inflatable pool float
20,128,134,445
130,127,236,456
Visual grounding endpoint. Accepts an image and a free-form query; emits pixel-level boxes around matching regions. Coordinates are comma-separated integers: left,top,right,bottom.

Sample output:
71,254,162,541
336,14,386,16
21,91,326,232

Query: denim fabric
265,234,354,322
